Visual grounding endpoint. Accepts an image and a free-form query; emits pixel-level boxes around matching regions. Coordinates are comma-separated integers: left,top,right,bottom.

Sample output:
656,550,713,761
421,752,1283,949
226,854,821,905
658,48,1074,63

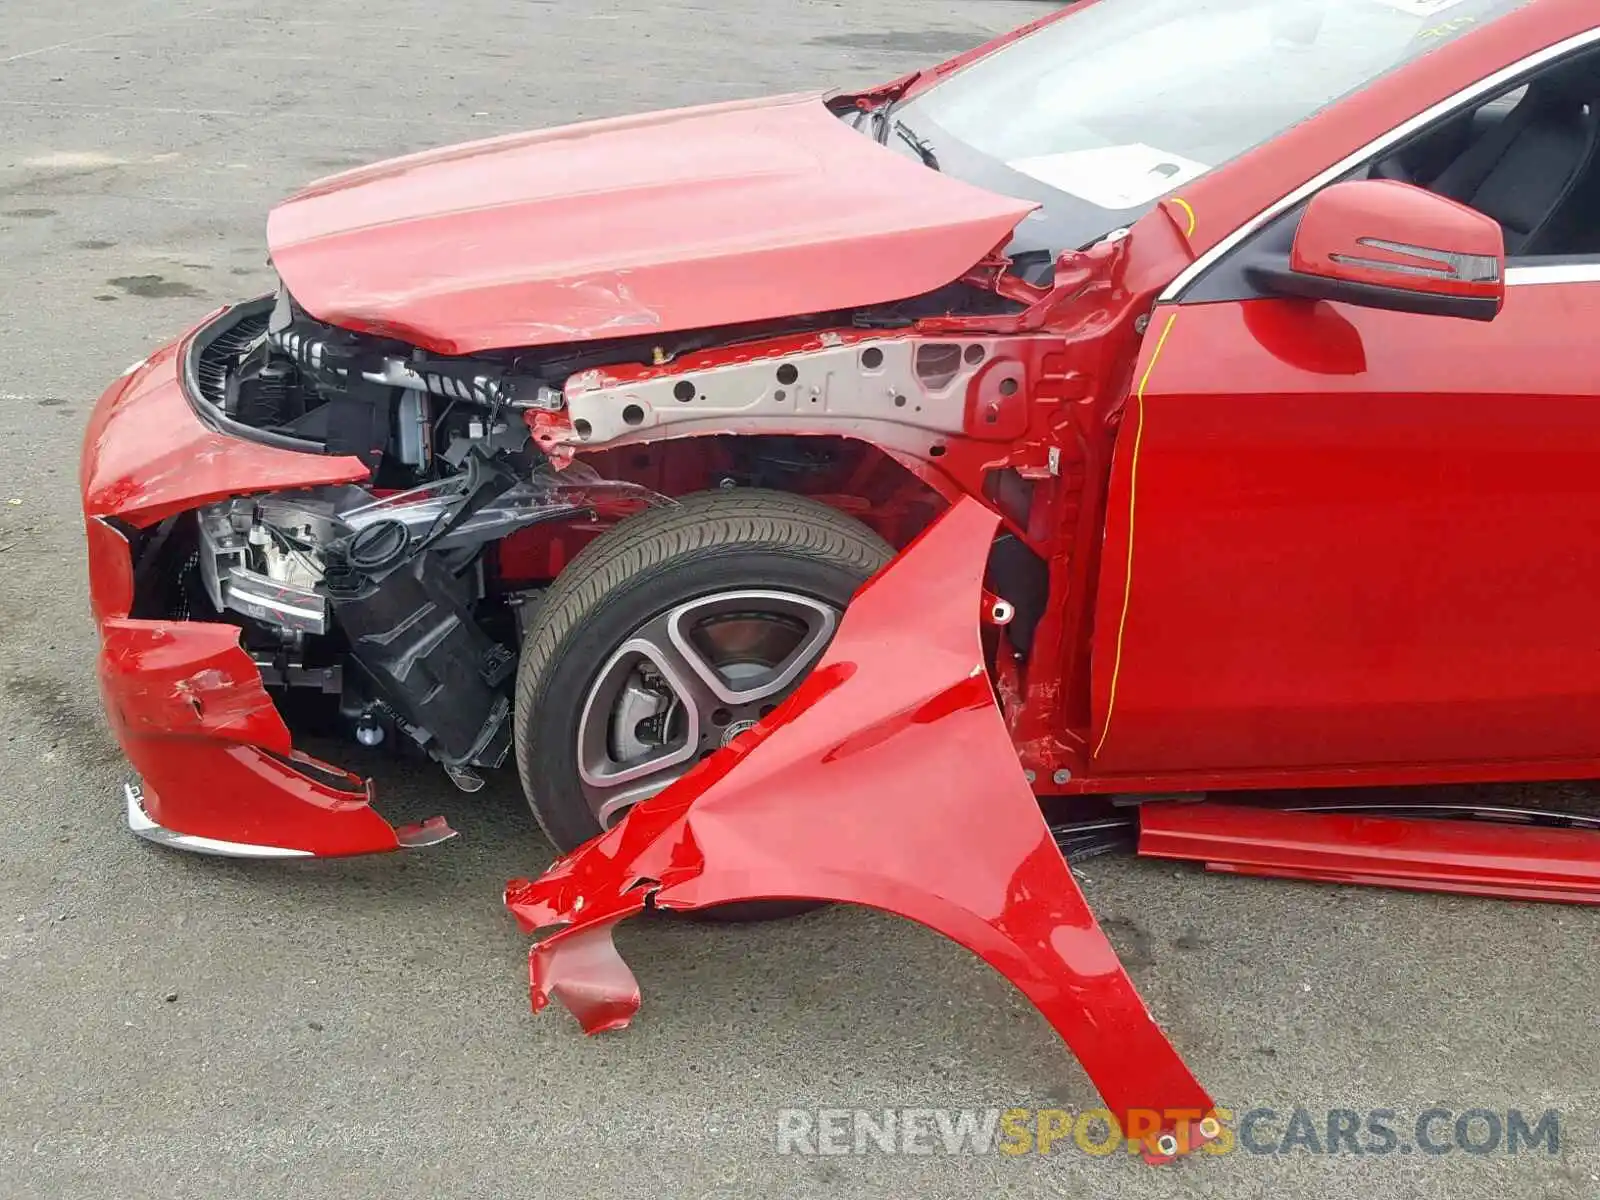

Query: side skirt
1138,801,1600,904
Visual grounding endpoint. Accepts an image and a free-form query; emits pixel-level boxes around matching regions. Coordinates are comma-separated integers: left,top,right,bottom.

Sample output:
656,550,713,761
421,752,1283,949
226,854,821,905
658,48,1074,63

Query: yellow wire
1092,310,1178,759
1170,196,1197,238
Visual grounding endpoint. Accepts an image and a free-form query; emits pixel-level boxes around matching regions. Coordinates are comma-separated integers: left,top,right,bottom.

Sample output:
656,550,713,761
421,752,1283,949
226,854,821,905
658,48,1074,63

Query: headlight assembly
196,495,341,635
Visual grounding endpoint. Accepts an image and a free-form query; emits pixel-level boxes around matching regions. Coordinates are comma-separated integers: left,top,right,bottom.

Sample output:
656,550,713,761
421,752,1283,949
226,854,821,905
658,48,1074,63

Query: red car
82,0,1600,1161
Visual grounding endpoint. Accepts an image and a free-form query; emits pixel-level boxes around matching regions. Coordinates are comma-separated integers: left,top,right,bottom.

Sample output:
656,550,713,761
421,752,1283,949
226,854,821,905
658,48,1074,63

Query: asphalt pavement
0,2,1596,1197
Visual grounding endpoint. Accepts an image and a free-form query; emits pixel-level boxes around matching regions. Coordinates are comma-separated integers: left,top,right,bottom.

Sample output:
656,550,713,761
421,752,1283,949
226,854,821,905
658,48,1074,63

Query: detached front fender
506,496,1216,1158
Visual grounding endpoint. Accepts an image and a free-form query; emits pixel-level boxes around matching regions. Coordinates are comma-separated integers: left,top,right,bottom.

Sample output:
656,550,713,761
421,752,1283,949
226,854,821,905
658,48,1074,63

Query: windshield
892,0,1536,257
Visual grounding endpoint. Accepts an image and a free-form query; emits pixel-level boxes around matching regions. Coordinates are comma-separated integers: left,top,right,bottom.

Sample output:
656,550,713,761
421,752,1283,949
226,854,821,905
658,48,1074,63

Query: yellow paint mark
1092,310,1178,760
1420,15,1475,39
1170,196,1196,239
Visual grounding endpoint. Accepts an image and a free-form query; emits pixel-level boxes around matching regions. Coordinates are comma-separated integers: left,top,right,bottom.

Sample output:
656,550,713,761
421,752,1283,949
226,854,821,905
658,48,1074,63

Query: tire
513,488,893,856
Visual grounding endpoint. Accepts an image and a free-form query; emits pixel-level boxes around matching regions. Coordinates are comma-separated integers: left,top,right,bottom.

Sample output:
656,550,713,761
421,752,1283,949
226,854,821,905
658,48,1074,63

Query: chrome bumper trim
124,782,314,859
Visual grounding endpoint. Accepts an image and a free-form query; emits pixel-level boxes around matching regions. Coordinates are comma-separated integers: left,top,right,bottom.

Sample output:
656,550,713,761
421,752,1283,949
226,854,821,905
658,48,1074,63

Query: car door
1087,92,1600,777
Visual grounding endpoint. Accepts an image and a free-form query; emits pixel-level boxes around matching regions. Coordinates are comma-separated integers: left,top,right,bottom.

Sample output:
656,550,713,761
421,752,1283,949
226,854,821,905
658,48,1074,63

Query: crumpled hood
266,93,1036,355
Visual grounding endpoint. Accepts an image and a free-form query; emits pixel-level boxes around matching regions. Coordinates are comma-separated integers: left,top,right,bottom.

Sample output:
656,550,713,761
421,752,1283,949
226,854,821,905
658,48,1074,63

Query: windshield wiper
891,120,940,172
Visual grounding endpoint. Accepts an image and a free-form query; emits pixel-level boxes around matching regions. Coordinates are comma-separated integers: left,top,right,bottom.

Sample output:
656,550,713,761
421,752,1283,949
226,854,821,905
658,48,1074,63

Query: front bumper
82,324,448,858
125,782,315,858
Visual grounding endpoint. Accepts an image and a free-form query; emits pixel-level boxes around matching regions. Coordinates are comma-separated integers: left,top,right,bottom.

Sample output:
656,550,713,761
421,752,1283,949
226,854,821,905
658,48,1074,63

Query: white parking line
0,6,219,64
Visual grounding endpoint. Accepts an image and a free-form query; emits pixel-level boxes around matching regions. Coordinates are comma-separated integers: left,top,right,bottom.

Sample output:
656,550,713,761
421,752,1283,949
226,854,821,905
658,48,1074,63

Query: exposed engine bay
162,269,1065,795
166,456,653,791
190,279,1026,472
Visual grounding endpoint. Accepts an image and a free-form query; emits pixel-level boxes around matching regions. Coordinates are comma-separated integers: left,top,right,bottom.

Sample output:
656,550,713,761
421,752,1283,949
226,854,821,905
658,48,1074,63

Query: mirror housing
1252,179,1506,322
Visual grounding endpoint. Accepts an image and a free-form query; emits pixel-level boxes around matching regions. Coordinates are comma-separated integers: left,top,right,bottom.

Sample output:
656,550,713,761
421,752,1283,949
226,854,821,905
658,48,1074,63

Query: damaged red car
82,0,1600,1161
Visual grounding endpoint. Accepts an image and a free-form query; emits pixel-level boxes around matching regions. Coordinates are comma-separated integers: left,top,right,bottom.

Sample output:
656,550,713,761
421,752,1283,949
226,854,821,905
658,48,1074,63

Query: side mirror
1250,179,1505,322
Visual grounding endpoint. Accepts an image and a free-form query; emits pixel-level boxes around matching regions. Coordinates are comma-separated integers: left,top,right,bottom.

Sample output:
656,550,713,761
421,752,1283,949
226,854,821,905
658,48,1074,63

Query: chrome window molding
1505,262,1600,286
1160,26,1600,304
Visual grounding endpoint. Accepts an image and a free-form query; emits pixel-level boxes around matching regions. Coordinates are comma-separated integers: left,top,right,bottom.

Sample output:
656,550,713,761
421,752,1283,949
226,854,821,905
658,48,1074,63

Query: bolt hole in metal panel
562,338,1016,458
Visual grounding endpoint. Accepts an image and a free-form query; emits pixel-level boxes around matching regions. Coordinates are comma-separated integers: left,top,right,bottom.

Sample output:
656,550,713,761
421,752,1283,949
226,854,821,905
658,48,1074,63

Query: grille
193,307,271,410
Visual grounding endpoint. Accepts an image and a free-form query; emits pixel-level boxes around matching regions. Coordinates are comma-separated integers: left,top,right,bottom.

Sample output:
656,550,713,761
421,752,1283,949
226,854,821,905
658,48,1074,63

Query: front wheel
513,488,893,853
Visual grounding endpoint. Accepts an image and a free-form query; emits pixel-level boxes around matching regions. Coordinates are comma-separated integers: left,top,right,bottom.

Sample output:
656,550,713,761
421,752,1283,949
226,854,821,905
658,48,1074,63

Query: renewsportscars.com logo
775,1106,1562,1158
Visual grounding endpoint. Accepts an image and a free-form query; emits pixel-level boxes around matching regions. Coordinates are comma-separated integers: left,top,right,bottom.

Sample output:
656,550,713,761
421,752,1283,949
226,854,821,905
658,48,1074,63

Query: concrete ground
0,1,1595,1197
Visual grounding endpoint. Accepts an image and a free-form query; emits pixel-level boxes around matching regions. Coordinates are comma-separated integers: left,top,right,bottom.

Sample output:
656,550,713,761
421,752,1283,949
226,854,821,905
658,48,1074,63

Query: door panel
1090,284,1600,775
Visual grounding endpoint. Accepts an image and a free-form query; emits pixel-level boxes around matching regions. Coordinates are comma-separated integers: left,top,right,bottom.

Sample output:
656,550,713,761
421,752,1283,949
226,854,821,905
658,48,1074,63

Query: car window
1371,49,1600,259
1183,44,1600,305
891,0,1537,253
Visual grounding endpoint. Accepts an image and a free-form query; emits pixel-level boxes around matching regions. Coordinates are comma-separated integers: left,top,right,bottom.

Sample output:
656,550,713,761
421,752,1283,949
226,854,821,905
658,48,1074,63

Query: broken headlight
195,464,668,637
197,495,342,635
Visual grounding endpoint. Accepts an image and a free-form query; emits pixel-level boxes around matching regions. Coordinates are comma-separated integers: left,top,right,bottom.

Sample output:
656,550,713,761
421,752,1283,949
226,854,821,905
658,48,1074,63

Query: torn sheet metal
99,616,412,856
80,338,371,530
506,496,1216,1157
90,515,449,859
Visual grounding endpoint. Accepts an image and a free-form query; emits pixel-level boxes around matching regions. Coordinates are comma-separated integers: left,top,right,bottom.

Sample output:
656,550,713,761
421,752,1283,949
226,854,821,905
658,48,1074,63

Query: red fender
506,496,1216,1158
